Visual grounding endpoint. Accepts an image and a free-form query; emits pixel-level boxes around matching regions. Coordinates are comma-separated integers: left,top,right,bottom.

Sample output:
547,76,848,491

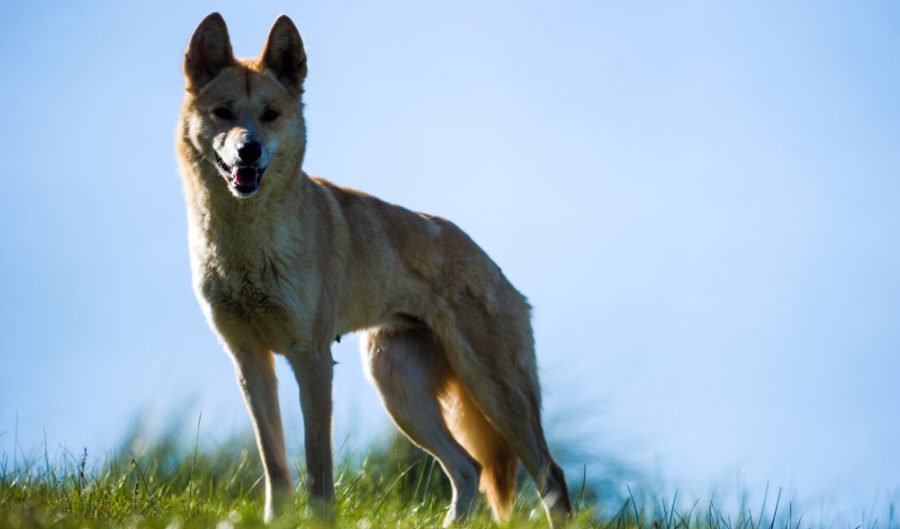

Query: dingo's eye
261,109,280,123
213,107,235,120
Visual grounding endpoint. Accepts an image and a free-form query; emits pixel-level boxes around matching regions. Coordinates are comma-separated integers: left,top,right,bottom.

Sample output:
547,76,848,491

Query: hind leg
361,327,481,527
433,317,572,526
473,384,571,526
488,392,570,524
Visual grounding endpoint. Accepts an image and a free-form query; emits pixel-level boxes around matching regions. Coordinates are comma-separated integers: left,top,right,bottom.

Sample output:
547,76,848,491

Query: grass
0,427,892,529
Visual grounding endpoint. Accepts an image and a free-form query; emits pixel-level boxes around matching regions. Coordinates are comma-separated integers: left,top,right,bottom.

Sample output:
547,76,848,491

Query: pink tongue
233,167,258,186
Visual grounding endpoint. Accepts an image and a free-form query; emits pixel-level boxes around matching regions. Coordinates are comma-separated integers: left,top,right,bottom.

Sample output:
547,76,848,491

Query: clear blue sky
1,0,898,521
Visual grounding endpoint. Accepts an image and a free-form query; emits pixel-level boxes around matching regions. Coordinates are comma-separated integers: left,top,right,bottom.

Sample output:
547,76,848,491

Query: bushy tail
441,380,518,520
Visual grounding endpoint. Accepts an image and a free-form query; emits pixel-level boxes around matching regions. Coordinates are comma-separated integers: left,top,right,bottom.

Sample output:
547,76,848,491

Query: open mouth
215,153,267,196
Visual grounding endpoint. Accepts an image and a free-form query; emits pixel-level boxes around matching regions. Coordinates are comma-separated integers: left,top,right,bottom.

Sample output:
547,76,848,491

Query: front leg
230,348,291,522
287,348,335,520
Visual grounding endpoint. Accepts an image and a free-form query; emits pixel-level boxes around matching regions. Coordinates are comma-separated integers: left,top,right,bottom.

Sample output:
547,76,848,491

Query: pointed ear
184,12,235,93
260,15,307,95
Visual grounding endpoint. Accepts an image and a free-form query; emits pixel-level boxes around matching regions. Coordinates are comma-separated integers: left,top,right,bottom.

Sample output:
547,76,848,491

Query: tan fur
177,13,571,527
440,378,518,518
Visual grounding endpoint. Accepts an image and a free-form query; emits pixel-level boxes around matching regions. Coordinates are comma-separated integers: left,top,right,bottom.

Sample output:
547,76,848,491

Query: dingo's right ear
184,12,235,93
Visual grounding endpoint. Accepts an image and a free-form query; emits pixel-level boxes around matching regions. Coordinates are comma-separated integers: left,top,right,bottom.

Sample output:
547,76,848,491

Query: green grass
0,428,891,529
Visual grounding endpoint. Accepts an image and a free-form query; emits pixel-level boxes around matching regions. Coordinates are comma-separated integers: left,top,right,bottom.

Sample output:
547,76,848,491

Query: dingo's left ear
184,12,235,93
261,15,307,96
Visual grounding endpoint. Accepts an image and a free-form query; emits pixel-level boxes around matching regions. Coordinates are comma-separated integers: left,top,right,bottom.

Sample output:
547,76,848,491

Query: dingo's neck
180,144,309,263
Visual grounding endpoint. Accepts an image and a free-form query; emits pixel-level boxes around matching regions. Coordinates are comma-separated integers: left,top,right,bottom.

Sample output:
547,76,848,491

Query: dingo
177,13,571,527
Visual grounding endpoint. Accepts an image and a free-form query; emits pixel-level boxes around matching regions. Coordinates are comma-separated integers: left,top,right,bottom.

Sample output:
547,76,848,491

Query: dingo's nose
237,141,262,164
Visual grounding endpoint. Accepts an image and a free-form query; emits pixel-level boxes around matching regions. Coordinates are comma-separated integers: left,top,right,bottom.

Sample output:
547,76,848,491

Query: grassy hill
0,427,879,529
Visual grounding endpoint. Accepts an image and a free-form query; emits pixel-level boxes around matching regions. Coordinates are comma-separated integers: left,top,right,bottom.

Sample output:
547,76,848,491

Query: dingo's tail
442,380,518,520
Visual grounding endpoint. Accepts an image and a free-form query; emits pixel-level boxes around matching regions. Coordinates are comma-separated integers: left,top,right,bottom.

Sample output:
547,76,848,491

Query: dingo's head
180,13,307,199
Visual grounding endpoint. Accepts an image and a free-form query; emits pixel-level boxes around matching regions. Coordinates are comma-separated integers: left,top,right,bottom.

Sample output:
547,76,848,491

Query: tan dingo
176,12,571,527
